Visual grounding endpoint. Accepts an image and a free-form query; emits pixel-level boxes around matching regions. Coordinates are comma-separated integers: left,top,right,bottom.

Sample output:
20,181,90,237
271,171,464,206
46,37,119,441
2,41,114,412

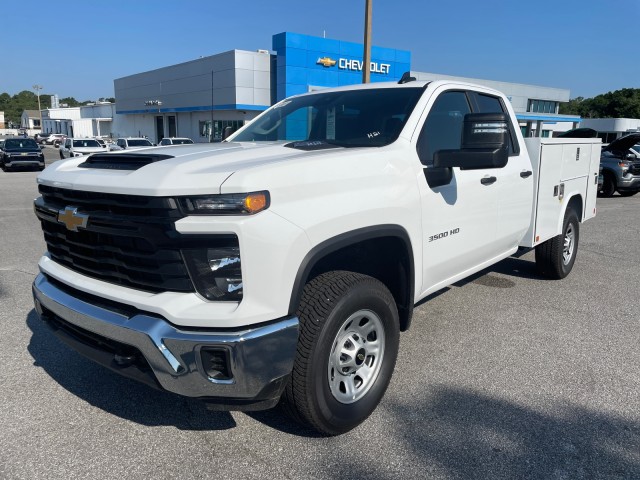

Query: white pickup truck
32,79,601,435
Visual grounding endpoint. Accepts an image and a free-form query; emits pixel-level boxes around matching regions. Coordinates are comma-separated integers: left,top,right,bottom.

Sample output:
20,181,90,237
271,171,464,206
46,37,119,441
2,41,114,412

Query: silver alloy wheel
327,309,385,404
563,223,575,265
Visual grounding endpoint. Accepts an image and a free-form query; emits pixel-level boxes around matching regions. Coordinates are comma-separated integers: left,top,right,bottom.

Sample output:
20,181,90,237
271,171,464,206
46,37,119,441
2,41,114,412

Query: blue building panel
285,84,309,98
337,71,362,86
308,69,341,88
339,40,364,58
282,32,308,50
308,36,340,54
272,32,411,101
371,46,396,62
280,48,307,67
272,32,286,51
395,50,411,64
285,66,309,85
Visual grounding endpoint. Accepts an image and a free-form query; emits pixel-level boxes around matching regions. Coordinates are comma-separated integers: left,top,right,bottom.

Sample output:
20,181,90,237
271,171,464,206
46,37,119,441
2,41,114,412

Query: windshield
73,139,101,148
172,139,193,144
232,88,424,147
4,139,38,149
128,139,153,147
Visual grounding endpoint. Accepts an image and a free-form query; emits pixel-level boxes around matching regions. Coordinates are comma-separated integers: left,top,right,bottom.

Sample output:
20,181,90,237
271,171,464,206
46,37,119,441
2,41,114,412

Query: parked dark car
0,138,45,171
599,133,640,197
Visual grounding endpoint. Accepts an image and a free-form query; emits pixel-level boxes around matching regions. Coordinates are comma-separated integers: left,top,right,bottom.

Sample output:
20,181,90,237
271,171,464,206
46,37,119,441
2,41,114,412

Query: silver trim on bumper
32,273,299,399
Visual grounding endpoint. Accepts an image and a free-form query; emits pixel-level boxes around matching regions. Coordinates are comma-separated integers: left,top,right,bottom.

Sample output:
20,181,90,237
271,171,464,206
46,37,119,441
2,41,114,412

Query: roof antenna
398,71,416,84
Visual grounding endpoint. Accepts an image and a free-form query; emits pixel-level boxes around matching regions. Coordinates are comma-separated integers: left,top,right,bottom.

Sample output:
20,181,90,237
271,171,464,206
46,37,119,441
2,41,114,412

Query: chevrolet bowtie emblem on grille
316,56,337,67
57,206,89,232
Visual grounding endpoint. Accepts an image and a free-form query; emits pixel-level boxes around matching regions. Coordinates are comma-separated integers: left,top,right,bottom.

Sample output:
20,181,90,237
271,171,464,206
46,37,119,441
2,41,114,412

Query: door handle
520,170,533,178
481,176,497,185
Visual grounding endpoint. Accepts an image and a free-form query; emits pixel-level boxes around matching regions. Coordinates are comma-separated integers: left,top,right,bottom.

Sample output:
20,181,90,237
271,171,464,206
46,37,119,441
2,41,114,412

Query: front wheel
599,173,616,197
535,208,580,279
282,271,400,435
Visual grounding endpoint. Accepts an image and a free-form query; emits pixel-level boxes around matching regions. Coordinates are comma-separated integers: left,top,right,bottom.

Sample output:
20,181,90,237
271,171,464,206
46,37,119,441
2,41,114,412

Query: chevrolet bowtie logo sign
57,206,89,232
316,57,337,67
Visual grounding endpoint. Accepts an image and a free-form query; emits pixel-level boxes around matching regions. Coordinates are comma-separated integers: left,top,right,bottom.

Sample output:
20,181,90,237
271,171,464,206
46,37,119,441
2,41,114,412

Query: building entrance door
155,116,164,142
167,116,176,137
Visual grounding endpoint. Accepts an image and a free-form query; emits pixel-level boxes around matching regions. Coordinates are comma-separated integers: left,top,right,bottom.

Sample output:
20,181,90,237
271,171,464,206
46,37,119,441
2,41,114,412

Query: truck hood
37,141,346,196
602,133,640,153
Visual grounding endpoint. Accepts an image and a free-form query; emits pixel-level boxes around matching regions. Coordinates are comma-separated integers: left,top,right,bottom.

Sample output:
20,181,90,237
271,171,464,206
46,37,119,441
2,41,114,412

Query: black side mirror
433,113,510,170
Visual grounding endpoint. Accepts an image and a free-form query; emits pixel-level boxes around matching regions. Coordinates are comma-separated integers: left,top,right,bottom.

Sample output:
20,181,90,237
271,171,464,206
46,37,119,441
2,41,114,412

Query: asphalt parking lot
0,149,639,479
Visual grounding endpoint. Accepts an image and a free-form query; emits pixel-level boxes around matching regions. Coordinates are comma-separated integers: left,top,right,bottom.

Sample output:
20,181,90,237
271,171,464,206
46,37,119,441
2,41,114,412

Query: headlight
178,191,269,215
183,245,243,301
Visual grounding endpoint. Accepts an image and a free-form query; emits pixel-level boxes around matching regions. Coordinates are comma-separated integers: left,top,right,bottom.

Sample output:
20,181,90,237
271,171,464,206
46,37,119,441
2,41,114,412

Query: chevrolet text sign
317,57,391,75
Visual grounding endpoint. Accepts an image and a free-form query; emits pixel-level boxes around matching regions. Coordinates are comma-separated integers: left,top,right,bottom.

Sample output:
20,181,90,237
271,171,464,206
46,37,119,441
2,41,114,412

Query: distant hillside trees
0,91,103,126
560,88,640,119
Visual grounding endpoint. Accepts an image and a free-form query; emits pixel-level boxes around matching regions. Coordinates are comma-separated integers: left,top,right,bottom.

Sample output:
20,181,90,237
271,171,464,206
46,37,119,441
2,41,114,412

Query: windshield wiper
283,140,344,151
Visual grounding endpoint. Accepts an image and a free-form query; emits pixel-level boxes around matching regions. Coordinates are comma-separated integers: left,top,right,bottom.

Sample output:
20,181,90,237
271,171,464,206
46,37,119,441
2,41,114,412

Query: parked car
111,137,154,150
45,134,67,147
1,137,45,171
35,133,51,144
59,138,105,159
599,133,640,197
159,137,194,146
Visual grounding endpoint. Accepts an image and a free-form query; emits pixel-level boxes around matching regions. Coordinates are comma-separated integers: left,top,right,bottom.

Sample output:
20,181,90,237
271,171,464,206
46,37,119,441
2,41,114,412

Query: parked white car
159,137,194,146
59,138,105,159
110,137,154,151
45,134,66,146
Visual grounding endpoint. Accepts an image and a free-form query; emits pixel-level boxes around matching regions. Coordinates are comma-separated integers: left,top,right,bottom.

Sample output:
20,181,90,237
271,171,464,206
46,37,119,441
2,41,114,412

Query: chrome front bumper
6,159,44,167
32,273,299,408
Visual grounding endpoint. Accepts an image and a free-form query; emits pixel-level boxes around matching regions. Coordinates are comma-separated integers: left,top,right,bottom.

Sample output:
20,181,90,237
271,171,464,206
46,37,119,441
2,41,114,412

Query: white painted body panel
35,81,596,329
521,138,601,248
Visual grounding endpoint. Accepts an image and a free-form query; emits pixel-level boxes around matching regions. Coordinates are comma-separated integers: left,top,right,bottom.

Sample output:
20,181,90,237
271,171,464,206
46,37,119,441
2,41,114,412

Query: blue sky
4,0,638,101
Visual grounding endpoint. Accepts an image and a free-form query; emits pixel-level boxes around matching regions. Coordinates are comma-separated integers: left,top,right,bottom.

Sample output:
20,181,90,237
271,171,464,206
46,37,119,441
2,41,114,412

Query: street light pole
362,0,372,83
32,84,43,133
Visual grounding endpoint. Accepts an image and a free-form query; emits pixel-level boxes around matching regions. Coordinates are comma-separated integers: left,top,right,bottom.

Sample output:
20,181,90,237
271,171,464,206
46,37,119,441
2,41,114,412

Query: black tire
535,208,580,279
282,270,400,435
599,172,616,197
618,191,638,197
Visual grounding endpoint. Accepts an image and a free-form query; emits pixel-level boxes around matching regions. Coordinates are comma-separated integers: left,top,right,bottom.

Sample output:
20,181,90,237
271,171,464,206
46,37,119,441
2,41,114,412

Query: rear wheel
282,271,399,436
535,208,580,279
599,172,616,197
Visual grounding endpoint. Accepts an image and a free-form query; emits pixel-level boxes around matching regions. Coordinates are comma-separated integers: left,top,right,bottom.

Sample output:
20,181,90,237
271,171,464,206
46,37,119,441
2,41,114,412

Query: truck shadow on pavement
25,310,237,431
376,385,640,479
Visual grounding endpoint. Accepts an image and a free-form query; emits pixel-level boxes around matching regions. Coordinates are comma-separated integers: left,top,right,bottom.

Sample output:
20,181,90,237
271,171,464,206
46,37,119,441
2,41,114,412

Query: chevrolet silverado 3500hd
32,79,601,435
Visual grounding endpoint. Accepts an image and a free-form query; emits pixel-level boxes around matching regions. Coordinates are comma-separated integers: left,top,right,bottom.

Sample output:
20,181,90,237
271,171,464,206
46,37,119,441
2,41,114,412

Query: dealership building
113,32,580,142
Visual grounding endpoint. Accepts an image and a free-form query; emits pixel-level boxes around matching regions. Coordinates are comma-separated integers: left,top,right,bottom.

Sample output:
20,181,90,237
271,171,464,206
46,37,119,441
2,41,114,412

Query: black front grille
35,185,236,294
629,163,640,175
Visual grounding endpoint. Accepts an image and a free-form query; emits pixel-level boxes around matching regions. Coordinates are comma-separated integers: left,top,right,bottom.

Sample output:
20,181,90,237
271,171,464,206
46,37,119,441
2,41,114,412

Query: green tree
560,88,640,118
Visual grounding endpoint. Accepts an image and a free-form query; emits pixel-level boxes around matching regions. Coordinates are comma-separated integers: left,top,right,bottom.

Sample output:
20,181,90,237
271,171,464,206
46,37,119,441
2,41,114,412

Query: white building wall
111,113,155,140
46,107,82,120
411,71,570,112
580,118,640,136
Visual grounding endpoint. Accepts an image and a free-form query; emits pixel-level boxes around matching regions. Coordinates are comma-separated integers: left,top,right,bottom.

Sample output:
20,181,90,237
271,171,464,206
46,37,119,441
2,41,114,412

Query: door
155,116,164,143
62,138,72,158
469,92,532,252
414,89,500,295
167,115,176,138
